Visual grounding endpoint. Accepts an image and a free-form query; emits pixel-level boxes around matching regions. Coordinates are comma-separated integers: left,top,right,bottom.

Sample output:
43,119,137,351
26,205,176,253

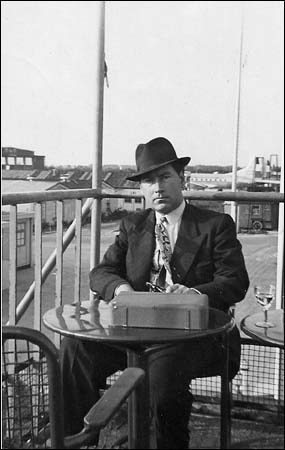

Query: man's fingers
166,284,189,294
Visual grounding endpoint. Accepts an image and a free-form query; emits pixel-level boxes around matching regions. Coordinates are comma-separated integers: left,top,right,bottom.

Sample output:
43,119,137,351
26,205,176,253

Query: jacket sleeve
193,214,249,312
89,219,130,301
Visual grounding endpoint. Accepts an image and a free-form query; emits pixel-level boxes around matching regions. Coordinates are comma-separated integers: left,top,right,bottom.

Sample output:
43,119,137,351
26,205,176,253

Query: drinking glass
254,284,275,328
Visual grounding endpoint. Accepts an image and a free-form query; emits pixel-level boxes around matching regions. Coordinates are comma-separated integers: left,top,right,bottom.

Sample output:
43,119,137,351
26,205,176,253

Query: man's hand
166,284,201,295
114,283,134,297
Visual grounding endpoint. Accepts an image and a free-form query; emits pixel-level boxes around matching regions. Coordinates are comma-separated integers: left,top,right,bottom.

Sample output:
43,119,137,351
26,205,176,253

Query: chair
2,326,145,449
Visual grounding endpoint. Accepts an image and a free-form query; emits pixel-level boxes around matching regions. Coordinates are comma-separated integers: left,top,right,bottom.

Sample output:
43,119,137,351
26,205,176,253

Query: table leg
127,349,151,449
220,331,231,449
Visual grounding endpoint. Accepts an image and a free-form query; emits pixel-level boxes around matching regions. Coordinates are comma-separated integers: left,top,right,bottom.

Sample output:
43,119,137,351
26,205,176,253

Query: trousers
59,332,239,449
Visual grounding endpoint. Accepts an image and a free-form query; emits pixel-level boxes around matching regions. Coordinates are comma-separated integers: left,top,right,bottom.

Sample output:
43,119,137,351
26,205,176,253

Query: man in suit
60,137,249,449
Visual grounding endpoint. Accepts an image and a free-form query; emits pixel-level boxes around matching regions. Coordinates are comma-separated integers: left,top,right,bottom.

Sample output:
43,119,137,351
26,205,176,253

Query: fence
2,188,284,418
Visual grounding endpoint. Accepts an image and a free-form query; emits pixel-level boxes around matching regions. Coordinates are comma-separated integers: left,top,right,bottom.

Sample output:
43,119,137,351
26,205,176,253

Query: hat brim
126,156,190,181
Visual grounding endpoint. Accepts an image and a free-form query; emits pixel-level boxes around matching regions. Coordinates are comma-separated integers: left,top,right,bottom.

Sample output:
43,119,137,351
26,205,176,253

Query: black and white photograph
2,2,284,449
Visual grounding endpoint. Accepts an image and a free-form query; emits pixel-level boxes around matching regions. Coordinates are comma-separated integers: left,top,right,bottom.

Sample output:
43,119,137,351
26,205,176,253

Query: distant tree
189,165,242,173
45,164,92,171
45,163,243,174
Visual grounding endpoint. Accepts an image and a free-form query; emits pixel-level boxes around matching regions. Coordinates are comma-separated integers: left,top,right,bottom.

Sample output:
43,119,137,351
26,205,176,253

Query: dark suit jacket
90,203,249,375
90,203,249,308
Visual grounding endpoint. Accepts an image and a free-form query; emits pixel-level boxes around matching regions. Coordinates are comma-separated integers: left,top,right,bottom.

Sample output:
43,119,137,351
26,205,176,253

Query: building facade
2,147,45,170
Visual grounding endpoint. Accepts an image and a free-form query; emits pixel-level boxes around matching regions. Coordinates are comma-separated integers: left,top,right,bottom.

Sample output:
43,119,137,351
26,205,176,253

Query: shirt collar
155,200,185,226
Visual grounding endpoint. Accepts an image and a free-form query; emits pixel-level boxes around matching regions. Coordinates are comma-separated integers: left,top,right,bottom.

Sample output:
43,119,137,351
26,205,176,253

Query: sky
1,1,284,169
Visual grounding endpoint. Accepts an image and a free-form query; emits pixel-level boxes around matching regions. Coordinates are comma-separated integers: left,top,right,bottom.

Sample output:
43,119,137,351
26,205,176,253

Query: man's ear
179,171,185,189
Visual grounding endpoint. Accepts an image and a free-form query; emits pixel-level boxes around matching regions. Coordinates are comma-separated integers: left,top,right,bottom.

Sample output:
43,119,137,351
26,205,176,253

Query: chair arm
84,367,145,429
64,428,100,449
64,368,145,448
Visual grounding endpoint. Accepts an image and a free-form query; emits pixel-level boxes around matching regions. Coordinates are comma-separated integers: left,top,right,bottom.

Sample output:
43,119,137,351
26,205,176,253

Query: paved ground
97,403,284,449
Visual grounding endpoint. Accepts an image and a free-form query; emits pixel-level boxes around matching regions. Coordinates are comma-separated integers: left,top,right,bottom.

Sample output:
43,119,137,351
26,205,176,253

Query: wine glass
254,284,275,328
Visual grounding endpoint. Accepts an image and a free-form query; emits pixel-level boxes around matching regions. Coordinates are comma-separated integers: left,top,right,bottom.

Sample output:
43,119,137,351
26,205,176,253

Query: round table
43,300,235,449
240,309,284,349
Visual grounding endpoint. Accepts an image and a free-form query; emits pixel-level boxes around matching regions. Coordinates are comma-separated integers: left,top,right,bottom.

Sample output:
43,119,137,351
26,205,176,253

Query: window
7,157,15,165
135,198,141,203
25,157,33,165
17,222,26,247
252,205,261,216
16,157,24,165
124,198,132,203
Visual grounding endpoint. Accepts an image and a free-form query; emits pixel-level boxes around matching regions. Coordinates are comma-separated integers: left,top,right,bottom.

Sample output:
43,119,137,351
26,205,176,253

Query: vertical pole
274,154,284,402
55,200,63,309
55,200,63,348
7,205,17,436
9,205,17,326
34,203,42,331
231,6,244,225
90,2,105,293
74,199,83,304
275,153,284,309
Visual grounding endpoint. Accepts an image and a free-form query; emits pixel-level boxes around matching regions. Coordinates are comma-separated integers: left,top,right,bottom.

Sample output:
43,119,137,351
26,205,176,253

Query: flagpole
90,1,105,283
231,6,244,227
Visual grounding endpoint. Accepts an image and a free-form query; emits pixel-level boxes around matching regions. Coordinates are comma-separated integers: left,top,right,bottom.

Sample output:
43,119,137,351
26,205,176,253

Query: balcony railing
2,188,284,329
2,187,284,419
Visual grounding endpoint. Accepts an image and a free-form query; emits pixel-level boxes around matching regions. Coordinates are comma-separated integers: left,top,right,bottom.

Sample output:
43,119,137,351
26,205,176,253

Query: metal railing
2,187,284,419
2,188,284,328
192,339,284,419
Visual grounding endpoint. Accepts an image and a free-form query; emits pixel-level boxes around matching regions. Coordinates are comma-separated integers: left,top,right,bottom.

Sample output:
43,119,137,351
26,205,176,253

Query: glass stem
264,309,268,322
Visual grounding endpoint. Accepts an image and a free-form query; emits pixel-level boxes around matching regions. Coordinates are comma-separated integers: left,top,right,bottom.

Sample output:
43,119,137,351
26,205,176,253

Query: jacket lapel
129,205,204,287
171,204,204,282
129,210,156,288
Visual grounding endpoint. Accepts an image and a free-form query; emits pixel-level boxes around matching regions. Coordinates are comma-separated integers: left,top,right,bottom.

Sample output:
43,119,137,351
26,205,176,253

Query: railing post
6,203,17,435
56,200,64,308
5,197,93,326
55,200,64,347
275,155,284,309
74,199,82,304
8,205,17,326
34,203,42,331
274,155,284,403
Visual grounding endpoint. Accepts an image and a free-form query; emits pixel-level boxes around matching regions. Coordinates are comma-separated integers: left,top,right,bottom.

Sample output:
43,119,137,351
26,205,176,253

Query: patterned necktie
155,217,172,287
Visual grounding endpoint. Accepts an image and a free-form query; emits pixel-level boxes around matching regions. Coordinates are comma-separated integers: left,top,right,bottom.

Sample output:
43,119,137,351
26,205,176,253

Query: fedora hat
127,137,190,181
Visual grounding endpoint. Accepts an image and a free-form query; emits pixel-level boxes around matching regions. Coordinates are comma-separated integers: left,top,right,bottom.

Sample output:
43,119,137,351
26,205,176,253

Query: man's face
140,164,184,214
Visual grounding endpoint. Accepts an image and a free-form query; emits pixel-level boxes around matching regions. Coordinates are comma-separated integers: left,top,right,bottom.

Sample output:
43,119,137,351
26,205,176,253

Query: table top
240,309,284,348
43,300,234,346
